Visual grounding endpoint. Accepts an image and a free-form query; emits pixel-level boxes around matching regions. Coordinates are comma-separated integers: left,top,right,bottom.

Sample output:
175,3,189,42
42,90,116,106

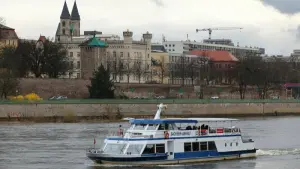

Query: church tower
56,1,71,43
70,1,81,37
55,1,81,43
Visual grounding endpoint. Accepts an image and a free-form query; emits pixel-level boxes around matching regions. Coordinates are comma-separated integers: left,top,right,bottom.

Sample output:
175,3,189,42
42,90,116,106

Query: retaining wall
1,103,300,118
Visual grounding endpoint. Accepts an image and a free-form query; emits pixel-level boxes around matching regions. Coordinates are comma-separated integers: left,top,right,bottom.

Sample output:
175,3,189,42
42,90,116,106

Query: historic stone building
0,24,18,49
55,1,152,82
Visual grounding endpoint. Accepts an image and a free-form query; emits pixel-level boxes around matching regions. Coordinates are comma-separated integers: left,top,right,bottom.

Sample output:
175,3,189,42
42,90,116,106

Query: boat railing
86,148,103,154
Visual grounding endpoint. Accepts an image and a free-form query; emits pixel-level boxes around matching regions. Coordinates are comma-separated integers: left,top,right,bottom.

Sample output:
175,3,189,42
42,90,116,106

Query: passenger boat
86,103,256,165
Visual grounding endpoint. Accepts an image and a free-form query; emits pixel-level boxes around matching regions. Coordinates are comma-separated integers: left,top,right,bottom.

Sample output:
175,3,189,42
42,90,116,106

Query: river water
0,117,300,169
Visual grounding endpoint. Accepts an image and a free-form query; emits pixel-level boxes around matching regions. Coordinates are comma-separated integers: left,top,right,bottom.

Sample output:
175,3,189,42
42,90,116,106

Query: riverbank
1,101,300,122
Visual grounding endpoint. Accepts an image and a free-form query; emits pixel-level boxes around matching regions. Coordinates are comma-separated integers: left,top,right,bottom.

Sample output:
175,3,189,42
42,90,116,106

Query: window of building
69,72,73,77
77,52,80,57
62,21,65,27
62,29,65,35
208,141,217,151
173,44,175,47
155,144,165,153
76,61,80,69
169,44,171,47
76,73,80,78
120,52,123,57
200,142,207,151
169,49,171,51
184,142,192,152
128,52,130,58
70,52,73,57
165,44,167,47
192,142,200,151
172,49,175,51
113,51,116,57
69,61,74,69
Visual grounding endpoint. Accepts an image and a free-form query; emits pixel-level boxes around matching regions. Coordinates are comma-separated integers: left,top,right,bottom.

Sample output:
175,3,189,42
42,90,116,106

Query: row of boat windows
142,144,165,154
184,141,217,152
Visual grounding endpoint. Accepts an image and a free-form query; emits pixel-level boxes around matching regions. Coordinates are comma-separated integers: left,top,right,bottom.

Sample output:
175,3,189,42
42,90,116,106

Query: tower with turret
143,31,152,66
55,1,81,43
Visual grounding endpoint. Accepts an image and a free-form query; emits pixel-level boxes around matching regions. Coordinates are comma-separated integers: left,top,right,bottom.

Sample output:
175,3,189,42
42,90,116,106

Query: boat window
225,143,227,147
134,124,147,130
158,124,169,130
200,142,208,151
155,144,165,153
230,143,232,147
208,141,217,151
129,124,135,130
184,142,192,152
142,144,155,154
192,142,200,151
236,142,238,146
103,144,126,154
126,144,144,154
147,124,157,130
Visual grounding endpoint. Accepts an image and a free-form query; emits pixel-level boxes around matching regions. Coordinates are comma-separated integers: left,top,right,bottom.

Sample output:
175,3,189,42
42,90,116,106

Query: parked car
49,96,68,100
211,96,219,99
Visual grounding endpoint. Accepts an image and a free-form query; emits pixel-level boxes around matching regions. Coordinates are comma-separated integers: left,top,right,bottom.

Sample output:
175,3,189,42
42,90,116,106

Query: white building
162,40,265,57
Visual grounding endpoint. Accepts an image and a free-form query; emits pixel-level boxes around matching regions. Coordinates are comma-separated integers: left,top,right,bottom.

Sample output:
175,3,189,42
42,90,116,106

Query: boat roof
129,118,238,124
167,118,238,122
130,119,198,124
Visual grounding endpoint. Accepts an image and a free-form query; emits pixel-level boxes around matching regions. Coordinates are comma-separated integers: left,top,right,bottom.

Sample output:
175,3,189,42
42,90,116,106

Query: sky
2,0,300,55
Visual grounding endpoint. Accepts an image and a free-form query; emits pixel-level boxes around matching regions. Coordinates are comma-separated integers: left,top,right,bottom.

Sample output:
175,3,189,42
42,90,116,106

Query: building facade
162,40,265,57
0,24,18,49
55,2,152,82
150,44,170,84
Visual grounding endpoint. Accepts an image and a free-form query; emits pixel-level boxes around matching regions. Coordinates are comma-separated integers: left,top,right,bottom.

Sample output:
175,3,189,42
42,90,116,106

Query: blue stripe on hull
87,149,256,164
107,134,241,141
88,154,168,163
174,149,257,159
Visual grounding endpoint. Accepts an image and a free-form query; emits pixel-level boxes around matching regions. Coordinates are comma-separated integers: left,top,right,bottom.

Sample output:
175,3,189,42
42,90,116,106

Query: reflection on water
1,117,300,169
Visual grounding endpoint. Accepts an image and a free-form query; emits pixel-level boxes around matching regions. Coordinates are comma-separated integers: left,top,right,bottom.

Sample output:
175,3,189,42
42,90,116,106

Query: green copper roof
88,36,107,47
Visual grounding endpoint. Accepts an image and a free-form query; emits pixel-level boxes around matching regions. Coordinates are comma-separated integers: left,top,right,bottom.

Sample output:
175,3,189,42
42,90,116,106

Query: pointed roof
60,1,71,19
79,35,108,48
71,1,80,20
55,23,60,36
88,36,107,47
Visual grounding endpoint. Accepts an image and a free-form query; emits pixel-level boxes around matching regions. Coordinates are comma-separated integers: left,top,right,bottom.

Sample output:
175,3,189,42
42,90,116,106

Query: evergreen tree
87,65,115,99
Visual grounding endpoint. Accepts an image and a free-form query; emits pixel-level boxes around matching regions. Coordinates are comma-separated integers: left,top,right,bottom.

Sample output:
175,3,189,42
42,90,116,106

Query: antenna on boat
154,103,167,119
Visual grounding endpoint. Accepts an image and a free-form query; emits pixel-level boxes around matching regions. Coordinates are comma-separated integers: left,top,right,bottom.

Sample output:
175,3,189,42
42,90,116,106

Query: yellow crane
196,27,243,39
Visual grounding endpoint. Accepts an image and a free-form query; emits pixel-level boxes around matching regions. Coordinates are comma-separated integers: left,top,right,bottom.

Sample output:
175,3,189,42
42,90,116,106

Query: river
0,117,300,169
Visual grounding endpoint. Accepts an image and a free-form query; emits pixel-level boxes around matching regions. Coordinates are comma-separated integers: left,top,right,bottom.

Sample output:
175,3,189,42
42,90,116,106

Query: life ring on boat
164,131,169,139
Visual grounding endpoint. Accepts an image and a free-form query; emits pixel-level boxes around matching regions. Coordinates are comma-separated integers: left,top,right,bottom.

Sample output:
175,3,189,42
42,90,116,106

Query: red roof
189,50,238,62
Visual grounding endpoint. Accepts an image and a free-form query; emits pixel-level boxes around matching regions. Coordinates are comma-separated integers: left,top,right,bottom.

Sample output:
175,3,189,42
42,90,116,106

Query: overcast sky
2,0,300,55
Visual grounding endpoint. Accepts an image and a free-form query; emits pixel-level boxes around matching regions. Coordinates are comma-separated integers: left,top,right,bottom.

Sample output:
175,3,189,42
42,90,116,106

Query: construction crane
196,27,243,39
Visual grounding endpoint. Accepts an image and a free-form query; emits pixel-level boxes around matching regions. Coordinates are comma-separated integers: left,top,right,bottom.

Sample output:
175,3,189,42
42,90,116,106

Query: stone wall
19,78,274,99
1,103,300,118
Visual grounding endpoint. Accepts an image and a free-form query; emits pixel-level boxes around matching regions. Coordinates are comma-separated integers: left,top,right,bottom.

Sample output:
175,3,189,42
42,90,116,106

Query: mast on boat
154,103,167,119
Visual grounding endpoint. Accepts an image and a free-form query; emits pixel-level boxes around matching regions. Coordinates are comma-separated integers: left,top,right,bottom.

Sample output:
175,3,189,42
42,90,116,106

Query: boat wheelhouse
86,103,256,165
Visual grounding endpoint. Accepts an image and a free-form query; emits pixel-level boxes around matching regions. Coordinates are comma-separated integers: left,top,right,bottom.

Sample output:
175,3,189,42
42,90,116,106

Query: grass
0,98,299,104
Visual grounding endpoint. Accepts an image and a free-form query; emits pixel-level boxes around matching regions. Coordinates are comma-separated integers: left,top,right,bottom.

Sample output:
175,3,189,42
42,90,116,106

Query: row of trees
0,40,70,78
0,39,70,98
107,54,300,99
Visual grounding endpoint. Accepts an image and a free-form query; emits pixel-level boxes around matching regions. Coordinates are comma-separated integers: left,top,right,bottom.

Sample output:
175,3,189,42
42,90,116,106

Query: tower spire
60,1,71,19
71,1,80,20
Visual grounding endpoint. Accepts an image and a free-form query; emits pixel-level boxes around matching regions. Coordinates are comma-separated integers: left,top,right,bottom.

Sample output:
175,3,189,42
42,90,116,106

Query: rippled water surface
1,117,300,169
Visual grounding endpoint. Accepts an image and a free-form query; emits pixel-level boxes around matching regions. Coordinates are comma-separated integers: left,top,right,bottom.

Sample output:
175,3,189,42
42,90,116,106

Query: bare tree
157,56,169,84
133,58,144,83
124,59,133,84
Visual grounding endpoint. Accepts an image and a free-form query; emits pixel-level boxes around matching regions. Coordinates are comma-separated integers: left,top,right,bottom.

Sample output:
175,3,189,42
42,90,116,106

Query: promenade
0,99,299,122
